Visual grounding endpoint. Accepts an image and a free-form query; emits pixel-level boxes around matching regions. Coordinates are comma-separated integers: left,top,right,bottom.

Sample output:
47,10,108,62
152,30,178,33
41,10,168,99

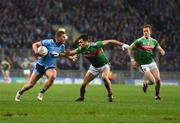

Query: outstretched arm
59,50,78,62
102,40,123,46
59,49,77,57
102,40,129,50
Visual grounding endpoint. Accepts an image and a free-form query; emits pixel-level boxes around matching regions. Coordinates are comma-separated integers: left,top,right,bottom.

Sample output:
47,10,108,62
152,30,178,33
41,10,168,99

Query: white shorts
140,61,158,73
88,64,110,76
23,69,31,75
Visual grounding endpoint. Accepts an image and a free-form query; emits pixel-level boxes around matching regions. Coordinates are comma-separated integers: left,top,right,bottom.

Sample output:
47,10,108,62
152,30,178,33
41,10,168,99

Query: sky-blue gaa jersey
37,39,65,68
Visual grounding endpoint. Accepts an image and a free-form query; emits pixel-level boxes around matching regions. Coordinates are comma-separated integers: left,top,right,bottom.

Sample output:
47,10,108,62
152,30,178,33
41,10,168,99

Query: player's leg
4,70,11,84
76,71,96,101
15,73,41,101
37,68,56,101
150,68,161,100
142,79,154,93
101,65,113,102
142,71,156,93
140,65,156,93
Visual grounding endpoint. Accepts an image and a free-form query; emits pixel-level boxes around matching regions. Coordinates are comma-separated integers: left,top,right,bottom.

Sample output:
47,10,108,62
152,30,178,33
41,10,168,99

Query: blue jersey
37,39,65,68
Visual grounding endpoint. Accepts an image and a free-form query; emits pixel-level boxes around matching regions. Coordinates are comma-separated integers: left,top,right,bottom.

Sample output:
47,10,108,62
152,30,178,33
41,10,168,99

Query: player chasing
128,24,165,100
15,28,76,101
64,34,129,102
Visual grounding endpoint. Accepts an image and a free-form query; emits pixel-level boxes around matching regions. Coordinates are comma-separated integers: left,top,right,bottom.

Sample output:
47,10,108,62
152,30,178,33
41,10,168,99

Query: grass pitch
0,83,180,123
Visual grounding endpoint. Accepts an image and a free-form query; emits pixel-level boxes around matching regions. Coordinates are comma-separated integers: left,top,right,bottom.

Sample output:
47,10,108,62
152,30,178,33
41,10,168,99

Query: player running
64,34,129,102
15,28,76,101
128,24,165,100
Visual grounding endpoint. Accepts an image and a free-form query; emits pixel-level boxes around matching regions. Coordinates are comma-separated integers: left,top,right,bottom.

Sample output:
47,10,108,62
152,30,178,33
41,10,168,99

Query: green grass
0,83,180,123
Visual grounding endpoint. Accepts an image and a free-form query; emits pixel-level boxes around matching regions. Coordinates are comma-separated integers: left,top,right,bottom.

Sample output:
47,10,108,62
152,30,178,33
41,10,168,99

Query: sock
155,81,160,96
19,90,24,95
40,89,46,94
155,91,160,96
108,91,113,97
80,86,85,98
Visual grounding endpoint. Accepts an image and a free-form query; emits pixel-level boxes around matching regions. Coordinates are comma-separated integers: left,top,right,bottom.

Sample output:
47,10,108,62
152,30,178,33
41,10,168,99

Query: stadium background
0,0,180,123
0,0,179,85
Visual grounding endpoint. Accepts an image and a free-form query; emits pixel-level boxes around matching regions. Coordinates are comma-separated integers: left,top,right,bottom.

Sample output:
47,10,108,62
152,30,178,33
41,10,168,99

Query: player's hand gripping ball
37,46,48,57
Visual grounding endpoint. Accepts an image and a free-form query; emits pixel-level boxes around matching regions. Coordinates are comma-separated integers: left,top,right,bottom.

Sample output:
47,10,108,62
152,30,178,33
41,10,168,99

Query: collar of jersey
86,43,91,49
54,39,63,46
81,44,90,50
142,36,153,40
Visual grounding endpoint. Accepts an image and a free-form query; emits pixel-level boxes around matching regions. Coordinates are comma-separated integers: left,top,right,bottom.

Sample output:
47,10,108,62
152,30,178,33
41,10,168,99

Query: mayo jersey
75,41,109,68
1,60,10,71
37,39,65,67
133,36,159,65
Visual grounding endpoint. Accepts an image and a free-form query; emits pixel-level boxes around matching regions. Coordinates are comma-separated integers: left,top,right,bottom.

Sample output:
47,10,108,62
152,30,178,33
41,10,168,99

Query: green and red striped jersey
133,36,160,65
75,41,109,68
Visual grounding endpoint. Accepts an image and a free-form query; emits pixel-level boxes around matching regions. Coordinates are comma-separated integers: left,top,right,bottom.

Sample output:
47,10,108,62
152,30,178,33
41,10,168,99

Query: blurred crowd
0,0,179,71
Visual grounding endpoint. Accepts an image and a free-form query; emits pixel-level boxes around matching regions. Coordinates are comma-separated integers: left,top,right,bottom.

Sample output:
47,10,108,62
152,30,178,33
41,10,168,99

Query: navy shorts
33,63,55,76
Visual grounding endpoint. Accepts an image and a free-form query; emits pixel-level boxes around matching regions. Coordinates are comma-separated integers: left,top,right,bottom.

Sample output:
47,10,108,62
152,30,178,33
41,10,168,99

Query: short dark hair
143,24,152,31
78,34,88,41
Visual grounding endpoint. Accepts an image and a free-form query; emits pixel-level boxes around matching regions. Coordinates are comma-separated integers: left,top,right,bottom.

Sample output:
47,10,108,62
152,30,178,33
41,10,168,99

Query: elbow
161,50,165,56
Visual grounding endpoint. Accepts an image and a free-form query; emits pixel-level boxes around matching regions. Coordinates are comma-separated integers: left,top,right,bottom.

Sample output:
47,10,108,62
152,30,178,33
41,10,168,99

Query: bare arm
32,41,42,55
128,43,136,61
59,50,78,62
102,40,129,50
156,46,165,56
59,49,77,57
128,43,138,68
102,40,124,46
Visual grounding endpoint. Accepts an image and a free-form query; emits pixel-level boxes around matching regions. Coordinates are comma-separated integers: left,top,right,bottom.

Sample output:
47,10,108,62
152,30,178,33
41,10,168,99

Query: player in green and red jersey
128,25,165,100
65,34,129,102
0,58,11,84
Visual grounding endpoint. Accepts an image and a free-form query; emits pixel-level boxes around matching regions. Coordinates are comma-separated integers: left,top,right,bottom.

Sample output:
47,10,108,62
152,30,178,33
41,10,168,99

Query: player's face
143,27,151,39
78,39,88,48
56,33,67,44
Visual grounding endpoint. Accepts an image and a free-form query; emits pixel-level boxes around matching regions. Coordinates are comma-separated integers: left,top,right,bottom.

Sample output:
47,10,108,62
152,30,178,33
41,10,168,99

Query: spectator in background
0,0,179,71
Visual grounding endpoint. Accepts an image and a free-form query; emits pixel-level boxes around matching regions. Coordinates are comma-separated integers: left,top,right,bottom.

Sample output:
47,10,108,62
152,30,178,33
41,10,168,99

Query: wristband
131,58,135,62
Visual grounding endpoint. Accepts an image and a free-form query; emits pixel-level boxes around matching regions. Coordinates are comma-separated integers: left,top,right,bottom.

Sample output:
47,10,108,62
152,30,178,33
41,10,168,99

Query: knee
48,75,56,81
156,78,161,84
102,75,109,81
148,78,156,84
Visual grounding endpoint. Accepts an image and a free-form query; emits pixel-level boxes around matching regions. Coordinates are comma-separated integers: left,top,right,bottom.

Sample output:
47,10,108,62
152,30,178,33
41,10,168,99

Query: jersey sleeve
95,41,103,48
133,39,141,47
75,47,82,54
154,40,160,47
41,39,51,47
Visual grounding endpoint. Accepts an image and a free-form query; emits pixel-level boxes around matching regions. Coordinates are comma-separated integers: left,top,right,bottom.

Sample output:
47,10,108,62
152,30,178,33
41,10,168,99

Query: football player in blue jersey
15,28,76,101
